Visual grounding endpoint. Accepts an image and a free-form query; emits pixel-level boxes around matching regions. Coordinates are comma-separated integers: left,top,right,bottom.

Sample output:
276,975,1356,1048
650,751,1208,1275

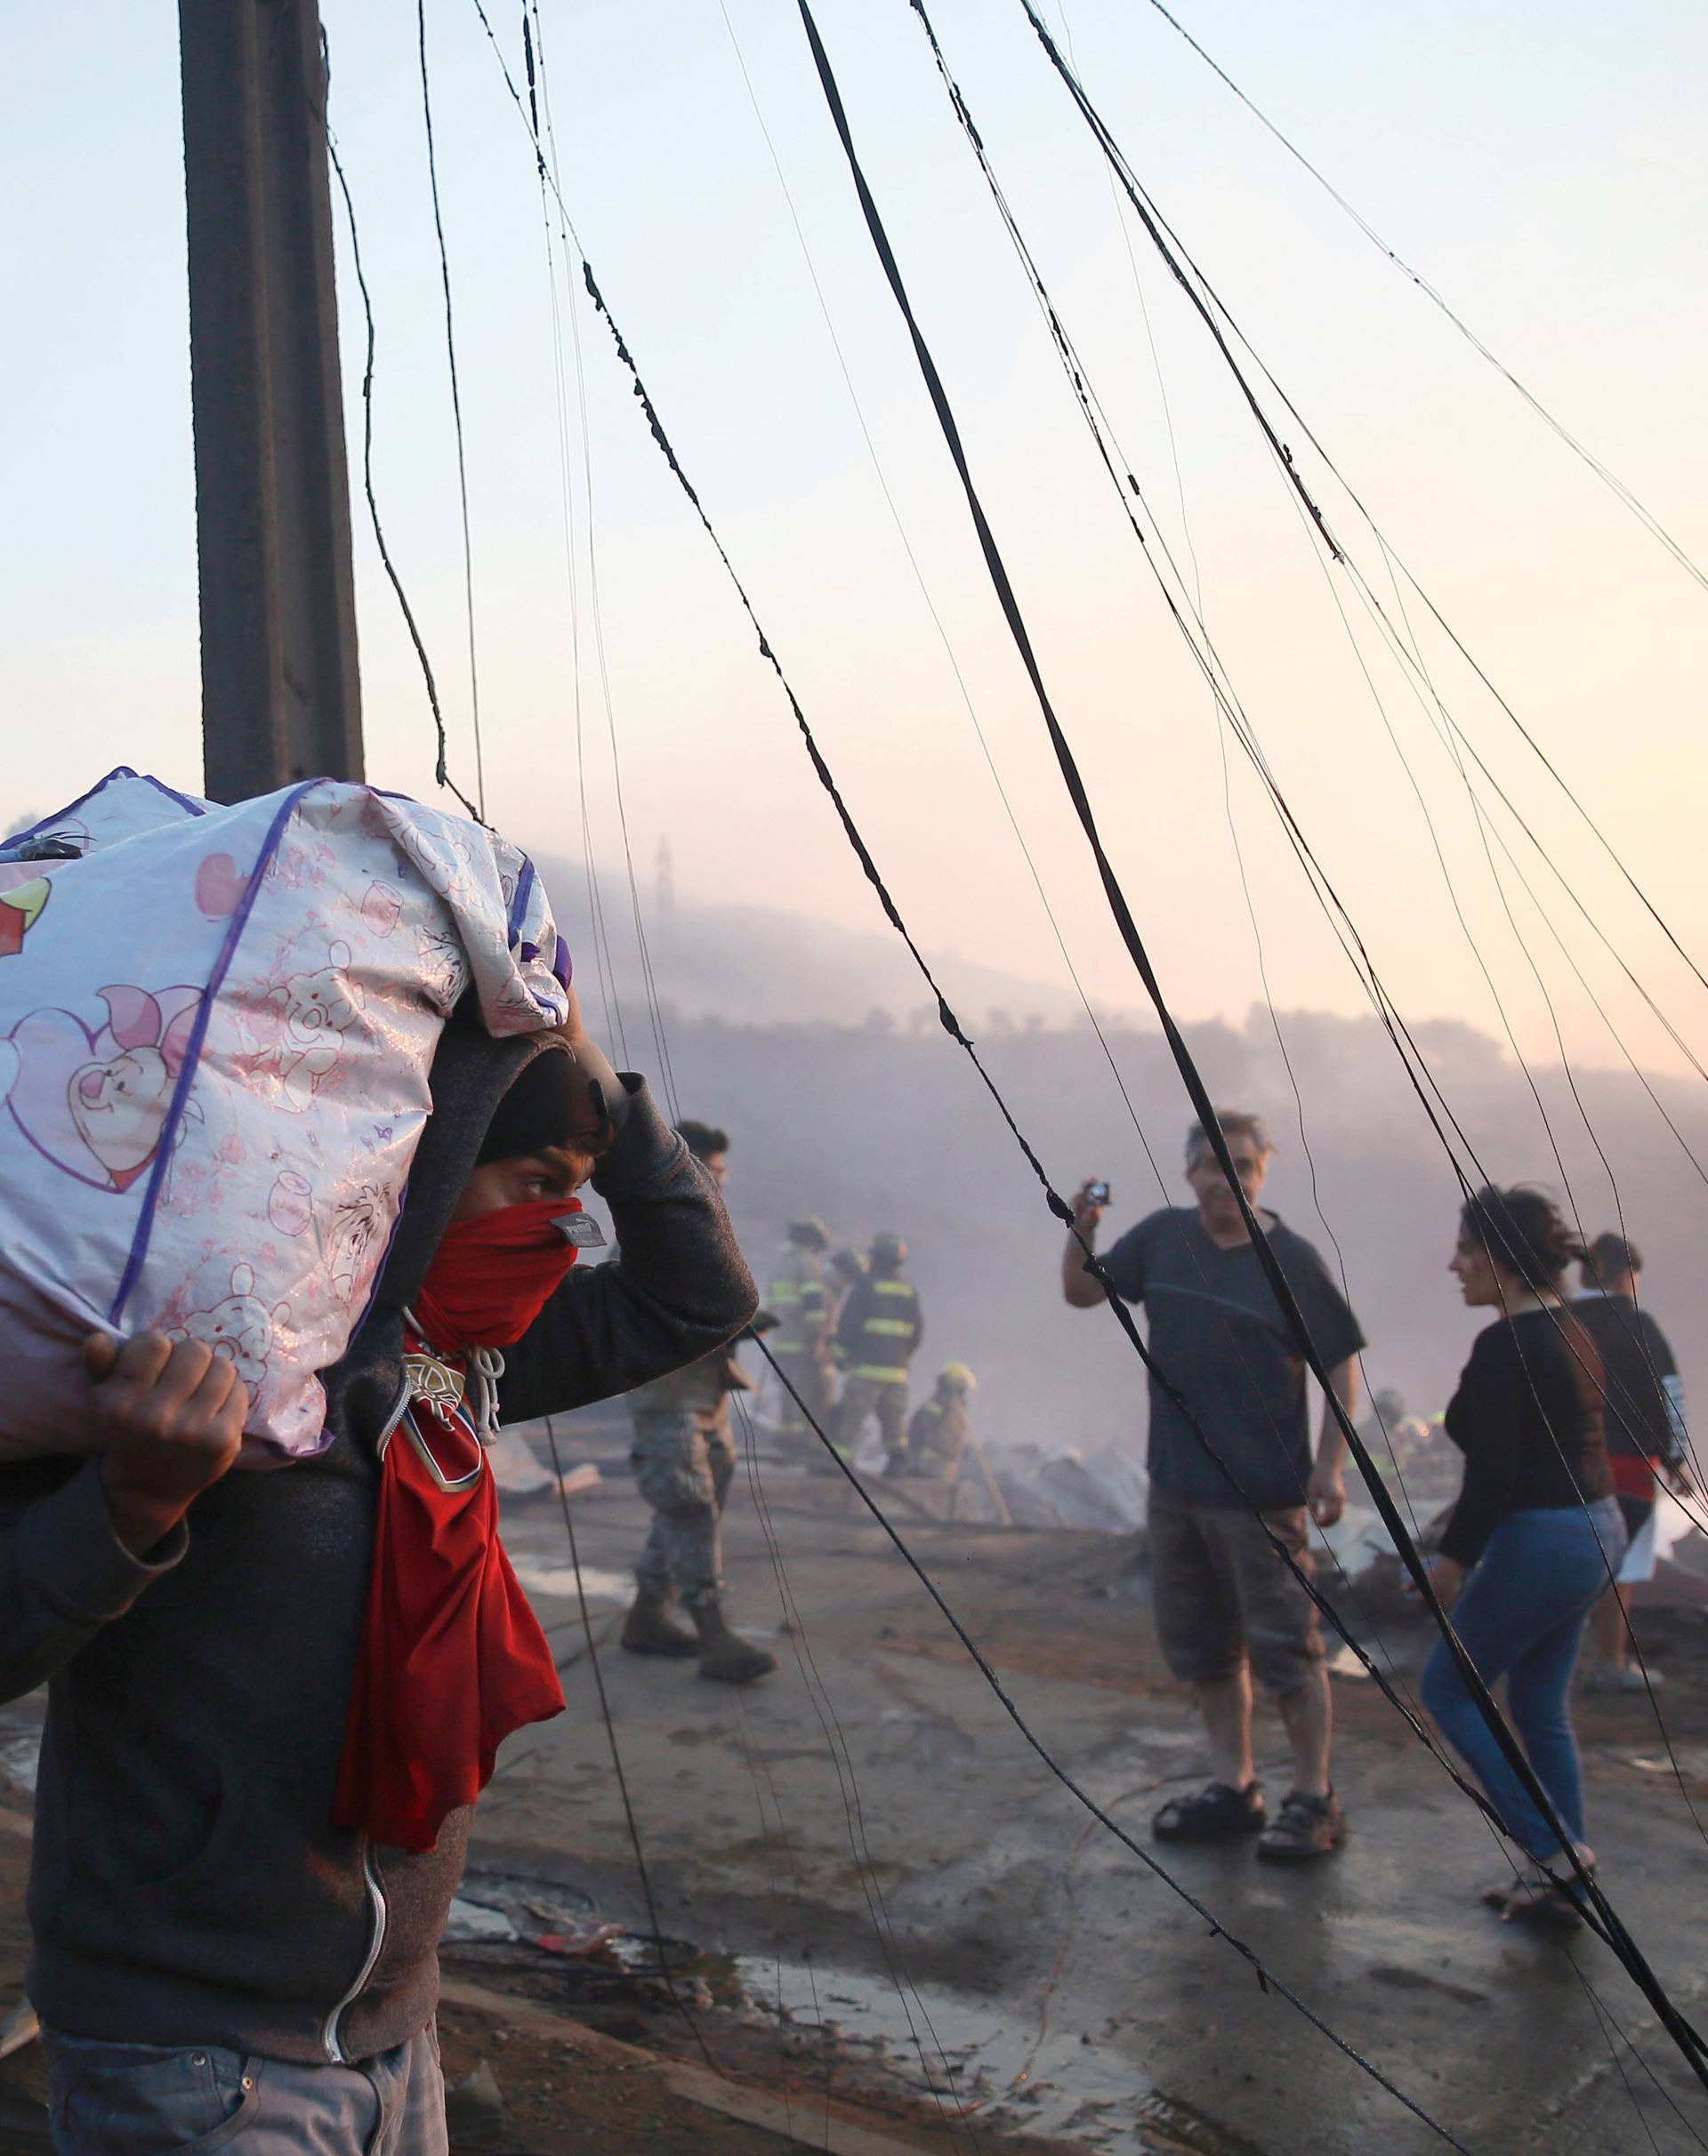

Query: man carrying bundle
0,992,754,2151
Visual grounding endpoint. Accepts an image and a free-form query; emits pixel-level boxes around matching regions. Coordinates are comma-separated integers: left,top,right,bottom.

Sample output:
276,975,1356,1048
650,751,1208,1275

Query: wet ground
472,1428,1708,2153
1,1436,1705,2152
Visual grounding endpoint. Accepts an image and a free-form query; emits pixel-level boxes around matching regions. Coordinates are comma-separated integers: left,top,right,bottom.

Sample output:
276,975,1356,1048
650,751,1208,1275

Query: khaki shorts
1148,1484,1324,1696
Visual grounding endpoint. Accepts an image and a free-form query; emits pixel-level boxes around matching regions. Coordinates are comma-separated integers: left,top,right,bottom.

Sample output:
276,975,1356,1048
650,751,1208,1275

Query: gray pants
43,2024,446,2155
834,1375,907,1460
631,1408,736,1609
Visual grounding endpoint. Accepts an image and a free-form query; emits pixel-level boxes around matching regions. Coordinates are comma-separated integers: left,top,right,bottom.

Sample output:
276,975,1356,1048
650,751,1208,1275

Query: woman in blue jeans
1421,1185,1625,1927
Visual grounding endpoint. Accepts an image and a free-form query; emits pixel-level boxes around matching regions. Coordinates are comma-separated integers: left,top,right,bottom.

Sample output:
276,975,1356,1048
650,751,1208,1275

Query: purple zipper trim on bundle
109,782,319,1323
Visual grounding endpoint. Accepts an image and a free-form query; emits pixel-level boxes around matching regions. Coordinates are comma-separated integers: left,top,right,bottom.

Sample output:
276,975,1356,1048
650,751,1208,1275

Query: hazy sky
5,0,1707,1077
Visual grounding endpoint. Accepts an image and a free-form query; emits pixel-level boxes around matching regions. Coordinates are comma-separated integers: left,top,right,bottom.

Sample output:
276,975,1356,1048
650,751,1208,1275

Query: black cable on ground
465,0,1702,2088
792,0,1708,2083
541,1416,718,2072
730,1396,984,2144
754,1343,1470,2152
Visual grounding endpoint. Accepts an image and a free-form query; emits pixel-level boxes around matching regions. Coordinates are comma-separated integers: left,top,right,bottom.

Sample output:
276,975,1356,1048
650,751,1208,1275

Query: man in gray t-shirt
1061,1108,1364,1863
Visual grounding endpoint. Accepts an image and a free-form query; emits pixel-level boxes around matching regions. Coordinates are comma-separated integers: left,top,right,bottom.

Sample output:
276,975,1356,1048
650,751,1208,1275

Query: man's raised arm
1061,1180,1109,1308
498,1078,758,1423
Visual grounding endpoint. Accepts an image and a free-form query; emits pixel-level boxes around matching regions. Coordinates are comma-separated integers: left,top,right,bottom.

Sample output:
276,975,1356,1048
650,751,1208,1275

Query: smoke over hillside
546,863,1708,1468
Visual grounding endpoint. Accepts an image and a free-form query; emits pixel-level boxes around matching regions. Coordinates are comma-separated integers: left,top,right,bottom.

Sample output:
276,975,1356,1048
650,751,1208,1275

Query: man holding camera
1061,1110,1363,1862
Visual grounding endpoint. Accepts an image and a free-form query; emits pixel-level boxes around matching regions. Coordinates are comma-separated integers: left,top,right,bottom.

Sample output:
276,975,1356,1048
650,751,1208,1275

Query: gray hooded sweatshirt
0,1016,756,2063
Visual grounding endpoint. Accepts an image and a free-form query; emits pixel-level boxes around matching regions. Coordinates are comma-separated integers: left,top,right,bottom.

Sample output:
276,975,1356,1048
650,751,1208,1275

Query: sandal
1494,1856,1594,1928
1152,1780,1265,1844
1256,1788,1347,1863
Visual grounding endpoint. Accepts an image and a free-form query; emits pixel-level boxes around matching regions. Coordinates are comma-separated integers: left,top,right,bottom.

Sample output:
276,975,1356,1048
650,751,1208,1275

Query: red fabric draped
334,1201,584,1852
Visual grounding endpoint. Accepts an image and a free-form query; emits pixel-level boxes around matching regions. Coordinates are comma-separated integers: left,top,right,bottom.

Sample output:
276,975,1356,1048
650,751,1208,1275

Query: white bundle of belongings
0,769,568,1465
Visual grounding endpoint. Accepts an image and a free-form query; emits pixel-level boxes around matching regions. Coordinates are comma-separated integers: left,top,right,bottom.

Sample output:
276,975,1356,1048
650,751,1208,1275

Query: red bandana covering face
334,1200,586,1853
414,1197,584,1351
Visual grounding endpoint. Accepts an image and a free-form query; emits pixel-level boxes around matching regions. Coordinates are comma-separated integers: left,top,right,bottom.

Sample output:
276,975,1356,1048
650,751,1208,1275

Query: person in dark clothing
1063,1109,1365,1864
833,1234,922,1468
1421,1185,1624,1927
0,992,757,2150
1574,1233,1692,1691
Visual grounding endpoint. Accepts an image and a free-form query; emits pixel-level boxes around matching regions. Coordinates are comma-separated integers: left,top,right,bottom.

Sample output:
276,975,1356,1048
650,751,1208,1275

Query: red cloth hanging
334,1201,584,1852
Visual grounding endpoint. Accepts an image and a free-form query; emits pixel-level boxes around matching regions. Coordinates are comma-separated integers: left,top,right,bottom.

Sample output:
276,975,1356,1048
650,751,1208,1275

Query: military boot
620,1589,700,1659
691,1600,777,1685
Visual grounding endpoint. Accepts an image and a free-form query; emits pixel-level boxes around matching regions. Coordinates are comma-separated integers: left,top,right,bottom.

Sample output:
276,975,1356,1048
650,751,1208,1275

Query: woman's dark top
1440,1306,1613,1565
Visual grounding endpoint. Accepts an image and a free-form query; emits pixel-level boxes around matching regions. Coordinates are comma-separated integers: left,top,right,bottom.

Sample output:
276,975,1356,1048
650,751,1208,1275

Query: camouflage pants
631,1408,736,1609
834,1376,908,1461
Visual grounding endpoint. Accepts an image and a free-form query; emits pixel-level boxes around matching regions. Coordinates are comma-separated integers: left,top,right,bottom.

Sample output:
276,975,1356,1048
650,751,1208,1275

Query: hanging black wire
1015,0,1708,1010
753,1342,1470,2151
1134,0,1708,598
709,0,1441,1616
465,0,1704,2099
540,1416,718,2072
321,49,482,822
415,0,488,819
792,0,1708,2082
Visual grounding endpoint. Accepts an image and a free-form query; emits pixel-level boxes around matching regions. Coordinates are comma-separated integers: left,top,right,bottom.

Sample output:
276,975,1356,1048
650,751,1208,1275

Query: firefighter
833,1233,922,1469
906,1364,976,1481
767,1217,835,1448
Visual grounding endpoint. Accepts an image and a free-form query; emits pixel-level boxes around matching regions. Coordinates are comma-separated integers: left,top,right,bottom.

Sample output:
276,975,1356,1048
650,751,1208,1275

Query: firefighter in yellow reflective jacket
767,1217,835,1448
907,1364,976,1481
833,1233,922,1468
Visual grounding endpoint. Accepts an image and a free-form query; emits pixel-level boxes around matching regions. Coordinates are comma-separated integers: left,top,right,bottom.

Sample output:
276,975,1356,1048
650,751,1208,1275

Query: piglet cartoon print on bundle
166,1263,292,1388
0,772,569,1460
0,984,202,1193
249,941,367,1113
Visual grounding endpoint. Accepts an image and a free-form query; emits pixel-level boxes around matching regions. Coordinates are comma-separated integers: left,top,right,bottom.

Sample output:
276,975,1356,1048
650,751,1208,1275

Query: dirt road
1,1441,1704,2152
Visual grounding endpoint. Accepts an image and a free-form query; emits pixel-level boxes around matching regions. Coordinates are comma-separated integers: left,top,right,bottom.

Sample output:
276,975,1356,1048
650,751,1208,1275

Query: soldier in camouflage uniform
621,1122,777,1685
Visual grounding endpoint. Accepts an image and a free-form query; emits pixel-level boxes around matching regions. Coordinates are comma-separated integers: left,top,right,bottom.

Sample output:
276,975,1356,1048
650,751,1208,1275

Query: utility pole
179,0,364,802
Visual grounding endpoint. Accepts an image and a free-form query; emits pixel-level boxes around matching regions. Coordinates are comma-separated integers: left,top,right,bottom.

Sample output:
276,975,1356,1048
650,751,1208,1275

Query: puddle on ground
449,1870,1269,2151
672,1945,1265,2152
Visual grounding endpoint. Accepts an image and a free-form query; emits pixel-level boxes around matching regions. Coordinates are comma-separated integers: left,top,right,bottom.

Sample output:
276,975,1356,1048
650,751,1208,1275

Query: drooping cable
1136,0,1708,598
321,46,481,822
415,0,488,819
523,4,673,1106
519,6,630,1065
466,0,1702,2085
565,157,1489,2132
540,1416,718,2072
754,1343,1470,2152
907,0,1708,1655
793,0,1708,2076
1018,0,1708,1013
919,0,1708,1565
729,1393,984,2140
